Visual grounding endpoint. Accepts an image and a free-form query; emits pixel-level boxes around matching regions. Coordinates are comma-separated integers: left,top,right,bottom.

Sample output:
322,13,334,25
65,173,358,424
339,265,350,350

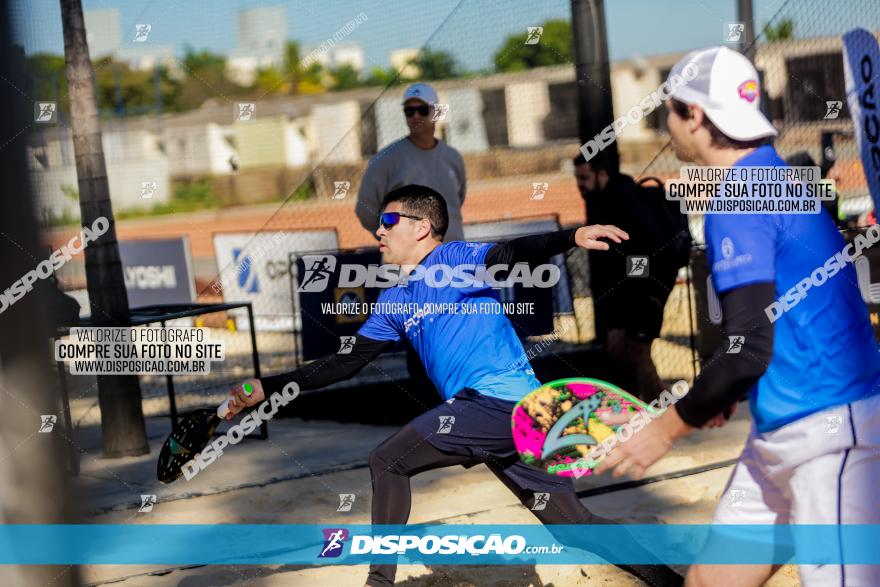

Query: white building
333,44,365,72
28,127,170,221
238,5,287,54
504,81,551,147
235,116,310,169
301,45,332,68
374,96,409,150
227,51,285,86
227,5,287,86
164,123,239,175
390,48,420,78
84,9,122,59
116,46,179,74
310,101,362,163
442,88,489,153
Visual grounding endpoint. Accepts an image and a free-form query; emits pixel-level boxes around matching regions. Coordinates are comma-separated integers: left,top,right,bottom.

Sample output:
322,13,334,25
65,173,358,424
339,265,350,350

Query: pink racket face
511,378,649,478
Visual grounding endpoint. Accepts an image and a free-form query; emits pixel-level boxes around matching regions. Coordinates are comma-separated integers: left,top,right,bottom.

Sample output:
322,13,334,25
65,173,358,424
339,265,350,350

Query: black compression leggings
366,424,682,587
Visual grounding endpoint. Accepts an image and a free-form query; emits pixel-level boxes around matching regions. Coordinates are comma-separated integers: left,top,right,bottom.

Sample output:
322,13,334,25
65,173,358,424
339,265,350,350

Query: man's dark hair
669,98,773,150
572,149,617,176
381,185,449,239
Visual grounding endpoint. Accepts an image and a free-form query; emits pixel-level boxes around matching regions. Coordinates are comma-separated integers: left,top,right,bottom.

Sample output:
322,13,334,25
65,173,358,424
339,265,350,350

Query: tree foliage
494,20,572,72
19,19,579,116
329,63,363,90
95,62,180,114
411,48,460,80
764,18,794,42
178,46,247,109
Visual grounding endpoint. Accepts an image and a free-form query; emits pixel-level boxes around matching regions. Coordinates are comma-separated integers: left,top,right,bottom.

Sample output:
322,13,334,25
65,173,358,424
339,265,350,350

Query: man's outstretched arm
262,335,394,394
483,225,628,267
225,335,394,416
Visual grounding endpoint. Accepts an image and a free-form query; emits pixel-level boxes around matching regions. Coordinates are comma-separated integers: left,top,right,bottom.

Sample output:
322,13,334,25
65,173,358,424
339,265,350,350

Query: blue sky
10,0,869,71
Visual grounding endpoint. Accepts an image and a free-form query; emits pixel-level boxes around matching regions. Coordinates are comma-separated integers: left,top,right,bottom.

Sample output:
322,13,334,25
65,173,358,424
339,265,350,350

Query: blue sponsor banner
843,28,880,215
1,525,880,565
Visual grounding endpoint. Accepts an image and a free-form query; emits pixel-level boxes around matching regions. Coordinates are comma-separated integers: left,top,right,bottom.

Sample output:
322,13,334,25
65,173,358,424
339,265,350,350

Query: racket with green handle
156,382,254,483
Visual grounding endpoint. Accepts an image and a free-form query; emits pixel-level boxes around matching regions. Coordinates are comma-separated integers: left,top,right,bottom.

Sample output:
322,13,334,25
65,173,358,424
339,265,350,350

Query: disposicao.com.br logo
317,529,562,557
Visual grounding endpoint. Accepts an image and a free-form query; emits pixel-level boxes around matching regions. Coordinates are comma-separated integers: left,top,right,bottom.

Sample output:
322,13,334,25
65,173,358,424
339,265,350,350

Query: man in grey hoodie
356,82,467,241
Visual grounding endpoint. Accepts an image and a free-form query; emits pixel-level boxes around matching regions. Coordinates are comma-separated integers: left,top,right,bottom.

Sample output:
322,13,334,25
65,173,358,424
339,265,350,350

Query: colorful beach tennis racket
512,377,654,478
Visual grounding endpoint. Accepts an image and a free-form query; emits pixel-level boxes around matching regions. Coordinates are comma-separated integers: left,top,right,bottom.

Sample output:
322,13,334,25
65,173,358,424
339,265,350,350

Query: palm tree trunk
60,0,148,457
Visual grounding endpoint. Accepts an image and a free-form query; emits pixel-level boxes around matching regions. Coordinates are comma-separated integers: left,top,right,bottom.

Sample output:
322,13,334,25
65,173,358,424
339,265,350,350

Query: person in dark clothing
573,151,681,403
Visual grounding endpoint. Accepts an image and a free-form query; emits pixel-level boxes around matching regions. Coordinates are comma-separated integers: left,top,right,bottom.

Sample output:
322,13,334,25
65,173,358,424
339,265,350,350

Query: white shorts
710,392,880,586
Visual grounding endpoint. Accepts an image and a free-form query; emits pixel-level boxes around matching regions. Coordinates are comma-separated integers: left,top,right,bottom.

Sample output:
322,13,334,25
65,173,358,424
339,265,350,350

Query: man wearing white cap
594,46,880,586
356,82,467,241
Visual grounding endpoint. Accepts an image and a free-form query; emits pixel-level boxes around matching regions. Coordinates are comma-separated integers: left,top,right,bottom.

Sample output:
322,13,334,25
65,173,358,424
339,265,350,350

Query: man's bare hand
574,225,629,251
225,378,265,420
593,407,692,480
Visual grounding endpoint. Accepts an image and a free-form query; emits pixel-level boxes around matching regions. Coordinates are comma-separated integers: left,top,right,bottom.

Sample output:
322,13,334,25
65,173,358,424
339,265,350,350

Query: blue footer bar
1,524,878,565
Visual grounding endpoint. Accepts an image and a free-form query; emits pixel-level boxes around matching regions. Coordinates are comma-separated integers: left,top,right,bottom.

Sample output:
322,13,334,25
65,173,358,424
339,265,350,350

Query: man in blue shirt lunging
225,184,683,586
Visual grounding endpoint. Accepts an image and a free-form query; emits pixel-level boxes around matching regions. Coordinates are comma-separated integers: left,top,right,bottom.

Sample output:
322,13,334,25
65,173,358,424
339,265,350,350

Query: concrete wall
310,101,362,164
112,129,165,160
165,124,236,175
283,121,310,167
505,81,550,147
236,116,288,169
375,96,409,151
443,88,489,154
29,127,171,219
611,67,662,142
755,36,842,100
32,158,171,220
83,8,121,59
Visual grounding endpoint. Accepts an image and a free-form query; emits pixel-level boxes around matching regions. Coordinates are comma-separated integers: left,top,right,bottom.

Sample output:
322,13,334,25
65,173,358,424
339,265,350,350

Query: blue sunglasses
379,211,424,229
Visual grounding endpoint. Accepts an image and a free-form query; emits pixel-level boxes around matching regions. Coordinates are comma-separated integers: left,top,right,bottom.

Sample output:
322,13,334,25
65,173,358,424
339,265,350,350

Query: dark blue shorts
409,387,574,493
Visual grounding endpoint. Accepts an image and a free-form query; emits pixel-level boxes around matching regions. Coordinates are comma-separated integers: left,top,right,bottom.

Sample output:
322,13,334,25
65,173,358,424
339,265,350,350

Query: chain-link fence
19,1,879,421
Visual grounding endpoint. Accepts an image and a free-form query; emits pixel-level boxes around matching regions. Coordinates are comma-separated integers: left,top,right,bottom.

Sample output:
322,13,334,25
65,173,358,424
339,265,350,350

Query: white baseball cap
667,46,777,141
401,82,439,106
